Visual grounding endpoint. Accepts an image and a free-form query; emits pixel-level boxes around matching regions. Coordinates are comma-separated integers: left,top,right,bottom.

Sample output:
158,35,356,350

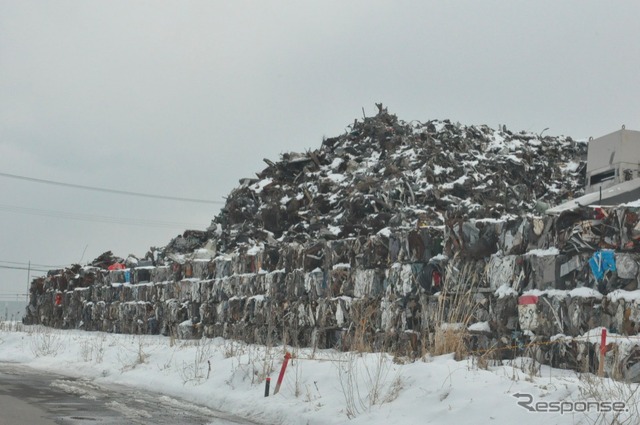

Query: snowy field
0,323,638,425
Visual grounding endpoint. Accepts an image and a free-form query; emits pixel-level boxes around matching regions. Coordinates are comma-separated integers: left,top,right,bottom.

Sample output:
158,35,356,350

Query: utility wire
0,171,225,205
0,260,63,268
0,264,50,272
0,203,203,229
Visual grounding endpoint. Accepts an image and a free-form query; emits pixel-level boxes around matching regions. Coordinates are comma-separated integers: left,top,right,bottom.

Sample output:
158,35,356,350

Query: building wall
586,128,640,193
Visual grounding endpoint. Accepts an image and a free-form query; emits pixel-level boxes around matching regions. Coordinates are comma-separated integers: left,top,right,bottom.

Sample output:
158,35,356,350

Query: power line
0,203,204,229
0,260,63,268
0,264,50,272
0,171,225,205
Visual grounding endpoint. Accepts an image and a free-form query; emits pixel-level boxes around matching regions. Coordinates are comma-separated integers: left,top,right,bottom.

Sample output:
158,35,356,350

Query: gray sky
1,1,639,298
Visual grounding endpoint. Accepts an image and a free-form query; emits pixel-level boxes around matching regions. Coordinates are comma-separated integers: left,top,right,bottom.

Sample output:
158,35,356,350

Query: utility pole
26,261,31,302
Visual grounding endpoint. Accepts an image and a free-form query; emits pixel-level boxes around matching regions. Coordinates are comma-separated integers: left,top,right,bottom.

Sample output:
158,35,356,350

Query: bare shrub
30,325,64,357
577,372,640,425
177,337,214,385
0,320,24,332
223,339,245,359
116,335,150,371
334,352,405,419
77,334,107,364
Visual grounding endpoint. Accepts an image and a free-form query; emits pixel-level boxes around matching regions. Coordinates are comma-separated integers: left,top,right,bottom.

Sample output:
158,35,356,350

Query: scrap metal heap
207,104,586,252
33,107,640,376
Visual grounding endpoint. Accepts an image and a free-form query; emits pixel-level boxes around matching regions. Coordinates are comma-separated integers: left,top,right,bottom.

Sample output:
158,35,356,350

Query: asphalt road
0,363,259,425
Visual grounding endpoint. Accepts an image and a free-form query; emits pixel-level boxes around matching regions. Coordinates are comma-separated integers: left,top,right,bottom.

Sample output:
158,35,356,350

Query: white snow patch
377,227,392,237
327,173,346,183
527,247,560,256
328,225,341,236
607,289,640,303
568,287,603,299
495,284,518,299
249,177,273,193
468,321,491,333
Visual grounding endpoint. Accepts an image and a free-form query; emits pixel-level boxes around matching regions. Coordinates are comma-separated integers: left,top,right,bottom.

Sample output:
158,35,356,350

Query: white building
547,126,640,215
585,127,640,194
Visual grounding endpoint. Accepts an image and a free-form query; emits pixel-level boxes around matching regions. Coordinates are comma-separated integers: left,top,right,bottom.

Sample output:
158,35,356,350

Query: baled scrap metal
338,268,359,297
109,270,126,284
164,299,181,323
284,269,305,298
355,235,389,268
565,294,602,336
177,319,195,339
527,254,559,290
248,273,265,296
227,297,245,322
379,297,398,332
547,338,590,372
387,232,404,263
559,255,582,277
93,301,107,330
334,297,352,328
305,269,327,299
327,238,356,269
385,263,409,296
199,300,216,326
303,241,325,271
214,275,234,300
243,296,261,325
190,261,208,280
487,255,518,290
353,269,385,298
328,267,352,297
603,295,640,335
450,221,500,260
36,202,640,371
278,243,305,273
311,298,333,329
213,257,232,279
264,270,286,299
490,291,519,335
615,253,640,280
499,217,536,255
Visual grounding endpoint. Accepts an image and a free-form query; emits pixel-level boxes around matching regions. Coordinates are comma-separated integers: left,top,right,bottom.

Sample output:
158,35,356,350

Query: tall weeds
430,257,481,359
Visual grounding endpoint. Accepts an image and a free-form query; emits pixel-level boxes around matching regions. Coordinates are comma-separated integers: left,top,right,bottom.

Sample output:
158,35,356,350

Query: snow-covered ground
0,323,638,425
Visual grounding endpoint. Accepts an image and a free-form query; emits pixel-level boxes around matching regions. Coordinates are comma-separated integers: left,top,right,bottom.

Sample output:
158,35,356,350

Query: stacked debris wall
26,228,450,352
27,206,640,361
27,110,640,377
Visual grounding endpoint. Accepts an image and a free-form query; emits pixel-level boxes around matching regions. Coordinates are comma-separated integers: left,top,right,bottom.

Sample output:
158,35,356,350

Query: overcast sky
1,1,639,298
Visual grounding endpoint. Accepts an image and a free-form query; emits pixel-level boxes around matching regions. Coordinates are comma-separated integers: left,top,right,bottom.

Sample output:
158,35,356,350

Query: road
0,363,259,425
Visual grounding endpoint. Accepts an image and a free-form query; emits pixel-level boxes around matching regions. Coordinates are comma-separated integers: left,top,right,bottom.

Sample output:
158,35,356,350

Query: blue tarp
589,250,616,281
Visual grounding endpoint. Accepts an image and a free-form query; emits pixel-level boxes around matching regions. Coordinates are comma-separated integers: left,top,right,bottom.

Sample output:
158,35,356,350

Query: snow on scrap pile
25,105,591,362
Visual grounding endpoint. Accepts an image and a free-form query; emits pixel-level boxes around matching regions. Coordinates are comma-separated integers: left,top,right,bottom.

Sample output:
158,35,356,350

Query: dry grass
578,372,640,425
428,257,481,360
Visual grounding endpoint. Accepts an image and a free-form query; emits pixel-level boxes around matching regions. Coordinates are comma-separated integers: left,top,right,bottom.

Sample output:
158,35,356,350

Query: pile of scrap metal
24,108,599,364
203,105,586,254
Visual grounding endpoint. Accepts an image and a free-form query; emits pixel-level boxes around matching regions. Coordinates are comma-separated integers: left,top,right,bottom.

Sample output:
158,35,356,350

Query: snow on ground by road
0,323,638,425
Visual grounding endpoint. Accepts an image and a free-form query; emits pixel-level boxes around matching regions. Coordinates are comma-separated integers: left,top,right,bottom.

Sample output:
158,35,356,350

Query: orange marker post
273,352,292,395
